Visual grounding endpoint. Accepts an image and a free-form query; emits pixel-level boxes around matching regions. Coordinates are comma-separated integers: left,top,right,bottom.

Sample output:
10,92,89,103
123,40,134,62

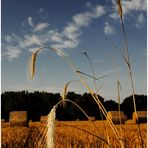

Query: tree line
1,91,147,121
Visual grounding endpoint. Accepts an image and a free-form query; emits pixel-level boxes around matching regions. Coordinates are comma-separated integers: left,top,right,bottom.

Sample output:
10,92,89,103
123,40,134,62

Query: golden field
1,120,147,148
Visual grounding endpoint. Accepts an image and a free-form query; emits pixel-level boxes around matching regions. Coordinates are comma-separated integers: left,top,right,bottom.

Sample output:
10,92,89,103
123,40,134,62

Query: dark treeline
1,91,147,121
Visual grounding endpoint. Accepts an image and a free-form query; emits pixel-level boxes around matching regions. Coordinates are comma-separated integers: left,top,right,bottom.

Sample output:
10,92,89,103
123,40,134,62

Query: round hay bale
107,111,127,124
9,111,28,127
132,111,147,123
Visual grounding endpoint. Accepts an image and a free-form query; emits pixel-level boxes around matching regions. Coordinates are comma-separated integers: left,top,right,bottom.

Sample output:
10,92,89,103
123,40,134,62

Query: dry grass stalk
46,106,56,148
30,46,122,146
76,70,98,80
61,80,80,107
82,50,97,91
116,0,122,17
30,48,41,79
29,47,67,79
115,1,143,146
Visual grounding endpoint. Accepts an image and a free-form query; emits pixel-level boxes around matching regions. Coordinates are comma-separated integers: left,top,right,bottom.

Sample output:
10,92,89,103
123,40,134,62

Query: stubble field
1,120,147,148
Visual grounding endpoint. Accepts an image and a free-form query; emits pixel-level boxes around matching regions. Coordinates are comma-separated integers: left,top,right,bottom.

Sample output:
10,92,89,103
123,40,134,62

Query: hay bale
107,111,127,124
1,119,5,123
40,116,48,122
9,111,28,127
88,116,96,121
132,111,147,123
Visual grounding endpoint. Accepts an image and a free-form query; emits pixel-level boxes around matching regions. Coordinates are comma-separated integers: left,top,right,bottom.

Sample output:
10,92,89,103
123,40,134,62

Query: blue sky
1,0,147,101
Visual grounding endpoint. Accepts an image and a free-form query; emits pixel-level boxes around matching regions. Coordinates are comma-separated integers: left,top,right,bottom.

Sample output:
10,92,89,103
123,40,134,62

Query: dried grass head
30,48,41,79
116,0,122,17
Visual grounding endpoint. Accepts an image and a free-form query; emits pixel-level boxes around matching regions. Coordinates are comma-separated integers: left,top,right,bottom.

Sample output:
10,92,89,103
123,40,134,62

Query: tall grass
81,49,112,145
115,0,144,147
27,1,145,147
29,46,124,146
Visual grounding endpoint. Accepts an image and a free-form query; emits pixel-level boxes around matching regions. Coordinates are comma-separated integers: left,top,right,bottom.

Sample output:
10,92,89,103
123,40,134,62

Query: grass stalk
82,50,110,145
55,99,111,147
82,50,97,91
61,80,80,108
115,1,144,147
29,47,124,146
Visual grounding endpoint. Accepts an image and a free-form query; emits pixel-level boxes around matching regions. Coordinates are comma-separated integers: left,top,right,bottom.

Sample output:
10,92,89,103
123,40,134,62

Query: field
1,120,147,148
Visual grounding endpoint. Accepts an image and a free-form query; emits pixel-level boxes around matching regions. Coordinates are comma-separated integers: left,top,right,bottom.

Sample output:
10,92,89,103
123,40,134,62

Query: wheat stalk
46,106,56,148
115,1,144,147
116,0,122,17
29,46,123,146
30,48,41,79
82,50,97,91
61,80,80,107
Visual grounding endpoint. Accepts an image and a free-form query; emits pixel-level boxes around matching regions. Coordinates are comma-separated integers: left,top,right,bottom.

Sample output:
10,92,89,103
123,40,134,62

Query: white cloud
33,23,49,32
2,3,106,60
50,31,64,43
135,13,145,28
51,40,79,49
51,4,106,49
5,35,13,43
73,5,105,27
20,35,43,48
3,47,22,61
104,22,115,35
110,0,146,19
28,16,34,27
73,12,92,27
95,5,106,17
122,0,146,14
63,23,80,40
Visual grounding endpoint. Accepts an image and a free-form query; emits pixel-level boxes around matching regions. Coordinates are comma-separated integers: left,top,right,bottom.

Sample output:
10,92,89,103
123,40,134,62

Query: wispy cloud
28,16,34,27
73,5,105,27
110,0,146,21
104,21,115,35
122,0,146,14
19,35,43,48
51,5,106,49
4,35,13,43
2,46,21,61
33,23,49,32
2,3,106,61
135,13,145,28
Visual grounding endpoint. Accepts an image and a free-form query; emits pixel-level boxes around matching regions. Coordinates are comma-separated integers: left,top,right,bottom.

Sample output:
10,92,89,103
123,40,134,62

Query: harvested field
1,121,147,148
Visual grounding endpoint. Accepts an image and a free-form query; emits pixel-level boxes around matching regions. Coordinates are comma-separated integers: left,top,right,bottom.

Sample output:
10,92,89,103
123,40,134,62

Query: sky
1,0,147,102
